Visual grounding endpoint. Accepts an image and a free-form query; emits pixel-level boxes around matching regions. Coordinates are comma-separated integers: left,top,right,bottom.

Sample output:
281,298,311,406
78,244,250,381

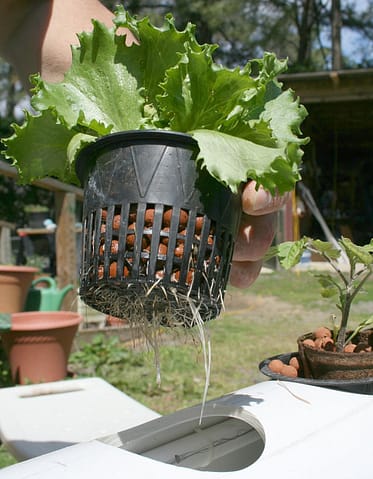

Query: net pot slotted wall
76,130,242,327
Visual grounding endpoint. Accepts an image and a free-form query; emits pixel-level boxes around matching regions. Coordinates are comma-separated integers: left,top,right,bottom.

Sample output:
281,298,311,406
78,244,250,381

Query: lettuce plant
2,7,308,193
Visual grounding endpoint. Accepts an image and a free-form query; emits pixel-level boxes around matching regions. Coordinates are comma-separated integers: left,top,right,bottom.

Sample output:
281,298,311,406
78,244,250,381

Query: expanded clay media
79,202,234,328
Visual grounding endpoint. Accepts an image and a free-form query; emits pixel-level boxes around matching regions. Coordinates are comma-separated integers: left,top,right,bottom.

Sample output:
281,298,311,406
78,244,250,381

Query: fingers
229,259,263,289
232,212,276,262
229,180,290,289
241,181,291,216
229,212,276,288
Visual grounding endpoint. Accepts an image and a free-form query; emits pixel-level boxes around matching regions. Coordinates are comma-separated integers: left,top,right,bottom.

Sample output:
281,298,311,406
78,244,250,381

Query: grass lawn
1,268,372,469
69,268,373,414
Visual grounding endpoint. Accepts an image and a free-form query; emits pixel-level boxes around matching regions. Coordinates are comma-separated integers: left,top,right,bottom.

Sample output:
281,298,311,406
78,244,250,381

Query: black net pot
76,130,242,327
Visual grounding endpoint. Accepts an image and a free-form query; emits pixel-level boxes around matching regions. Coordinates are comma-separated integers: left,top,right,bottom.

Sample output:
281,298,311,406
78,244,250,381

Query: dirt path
224,289,326,325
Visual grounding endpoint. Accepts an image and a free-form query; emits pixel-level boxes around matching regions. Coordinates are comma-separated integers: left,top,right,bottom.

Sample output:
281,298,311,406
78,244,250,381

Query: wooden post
283,194,294,242
55,192,78,311
0,220,15,264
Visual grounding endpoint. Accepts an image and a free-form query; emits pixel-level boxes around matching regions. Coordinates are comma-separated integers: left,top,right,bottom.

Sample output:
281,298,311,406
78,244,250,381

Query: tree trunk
331,0,342,70
296,0,314,67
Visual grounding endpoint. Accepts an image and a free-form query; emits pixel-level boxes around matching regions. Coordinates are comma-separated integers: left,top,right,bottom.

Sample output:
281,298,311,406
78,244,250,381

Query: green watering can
24,277,74,311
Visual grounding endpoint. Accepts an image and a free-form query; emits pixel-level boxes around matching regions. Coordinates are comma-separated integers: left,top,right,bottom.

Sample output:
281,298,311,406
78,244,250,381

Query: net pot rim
76,130,199,185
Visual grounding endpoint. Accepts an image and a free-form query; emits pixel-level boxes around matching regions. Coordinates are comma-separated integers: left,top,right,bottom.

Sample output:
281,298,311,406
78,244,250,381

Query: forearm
0,0,133,88
0,0,47,87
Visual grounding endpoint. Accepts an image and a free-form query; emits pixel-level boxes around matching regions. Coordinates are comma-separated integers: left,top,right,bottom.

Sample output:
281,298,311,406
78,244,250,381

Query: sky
341,0,372,64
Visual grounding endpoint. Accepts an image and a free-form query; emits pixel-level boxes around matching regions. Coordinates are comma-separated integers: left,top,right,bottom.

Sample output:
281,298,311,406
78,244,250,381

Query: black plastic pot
259,352,373,395
27,211,49,228
76,130,242,326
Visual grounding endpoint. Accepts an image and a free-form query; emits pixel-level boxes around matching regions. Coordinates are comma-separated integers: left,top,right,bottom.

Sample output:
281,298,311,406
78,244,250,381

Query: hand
0,0,137,88
230,181,291,288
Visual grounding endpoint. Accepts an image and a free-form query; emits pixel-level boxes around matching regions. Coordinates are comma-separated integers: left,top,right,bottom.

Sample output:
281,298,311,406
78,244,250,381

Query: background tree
102,0,373,70
332,0,342,70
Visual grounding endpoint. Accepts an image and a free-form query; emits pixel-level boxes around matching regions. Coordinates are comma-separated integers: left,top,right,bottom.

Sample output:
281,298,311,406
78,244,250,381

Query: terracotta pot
106,315,128,327
297,329,373,381
0,266,39,313
1,311,83,384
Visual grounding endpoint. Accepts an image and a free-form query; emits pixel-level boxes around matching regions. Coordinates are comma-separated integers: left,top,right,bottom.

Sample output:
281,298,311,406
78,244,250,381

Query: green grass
1,269,372,469
67,270,373,415
0,445,17,469
246,268,373,309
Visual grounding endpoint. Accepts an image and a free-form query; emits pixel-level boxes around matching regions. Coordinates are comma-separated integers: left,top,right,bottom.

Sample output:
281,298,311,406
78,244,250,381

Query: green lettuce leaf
113,12,204,108
2,6,308,192
190,129,300,193
32,19,144,133
5,110,79,184
157,44,256,132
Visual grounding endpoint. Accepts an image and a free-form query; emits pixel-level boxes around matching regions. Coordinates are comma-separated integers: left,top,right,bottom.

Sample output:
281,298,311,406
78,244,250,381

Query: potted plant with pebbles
3,7,308,330
260,236,373,394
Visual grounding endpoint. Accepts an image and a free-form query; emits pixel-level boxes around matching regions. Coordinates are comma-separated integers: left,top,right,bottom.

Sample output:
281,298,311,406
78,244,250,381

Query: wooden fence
0,159,83,311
